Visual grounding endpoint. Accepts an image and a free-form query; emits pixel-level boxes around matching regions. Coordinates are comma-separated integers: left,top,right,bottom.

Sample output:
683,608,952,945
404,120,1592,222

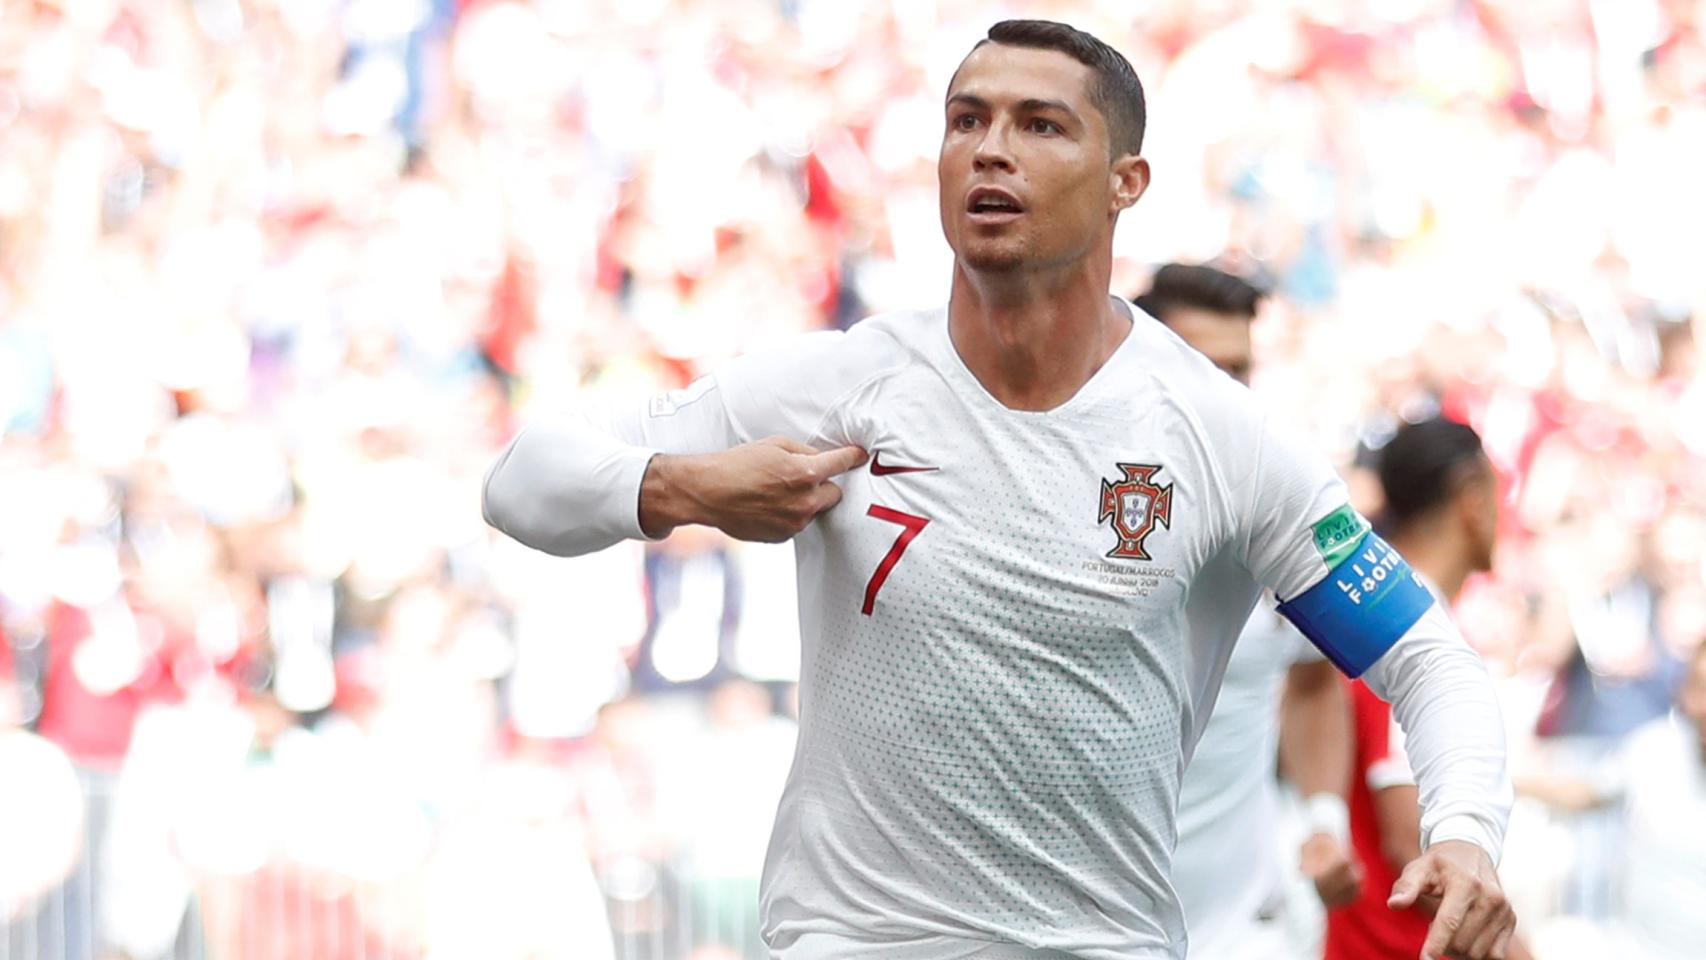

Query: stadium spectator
0,648,84,957
1516,638,1706,960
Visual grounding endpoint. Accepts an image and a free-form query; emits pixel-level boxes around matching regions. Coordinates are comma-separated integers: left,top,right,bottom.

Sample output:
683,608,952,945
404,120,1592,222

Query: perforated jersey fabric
640,302,1338,958
1171,605,1318,954
481,300,1511,959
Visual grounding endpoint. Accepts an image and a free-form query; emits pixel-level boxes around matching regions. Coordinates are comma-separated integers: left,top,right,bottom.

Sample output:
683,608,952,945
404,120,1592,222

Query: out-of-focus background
1,0,1703,958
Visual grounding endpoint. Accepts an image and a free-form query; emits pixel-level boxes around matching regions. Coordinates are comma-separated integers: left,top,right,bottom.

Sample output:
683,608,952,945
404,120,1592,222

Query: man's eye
1029,118,1060,135
953,114,980,131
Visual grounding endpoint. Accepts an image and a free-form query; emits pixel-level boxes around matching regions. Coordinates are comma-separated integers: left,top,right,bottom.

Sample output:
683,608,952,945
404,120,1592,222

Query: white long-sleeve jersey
482,302,1511,960
1170,605,1320,956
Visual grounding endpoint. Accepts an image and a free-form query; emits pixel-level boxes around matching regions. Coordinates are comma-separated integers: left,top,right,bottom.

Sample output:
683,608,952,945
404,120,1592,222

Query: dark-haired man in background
485,20,1516,960
1141,264,1362,960
1132,265,1264,384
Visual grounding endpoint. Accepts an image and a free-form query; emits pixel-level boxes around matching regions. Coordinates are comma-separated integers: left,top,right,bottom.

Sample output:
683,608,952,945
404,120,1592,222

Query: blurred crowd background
2,0,1704,957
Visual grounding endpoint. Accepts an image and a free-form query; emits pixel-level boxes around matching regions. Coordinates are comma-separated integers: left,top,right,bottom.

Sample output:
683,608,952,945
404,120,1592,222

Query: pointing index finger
1420,877,1474,960
1388,857,1430,909
806,445,869,480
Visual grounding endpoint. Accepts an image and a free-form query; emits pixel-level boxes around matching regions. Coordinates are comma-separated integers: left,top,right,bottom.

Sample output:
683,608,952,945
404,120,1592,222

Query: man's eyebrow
945,93,1082,124
1016,97,1080,121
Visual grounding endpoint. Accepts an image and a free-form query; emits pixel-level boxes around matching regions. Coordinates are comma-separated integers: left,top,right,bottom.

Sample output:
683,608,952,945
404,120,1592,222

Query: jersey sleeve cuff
608,447,665,542
1424,814,1502,867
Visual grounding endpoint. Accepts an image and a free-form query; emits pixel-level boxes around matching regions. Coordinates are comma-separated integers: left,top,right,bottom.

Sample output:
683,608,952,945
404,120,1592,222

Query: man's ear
1456,484,1480,529
1110,155,1150,213
1458,475,1495,533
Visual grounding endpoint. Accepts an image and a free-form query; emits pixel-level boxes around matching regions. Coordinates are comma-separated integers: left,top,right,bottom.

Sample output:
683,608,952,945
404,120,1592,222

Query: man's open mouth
966,187,1025,215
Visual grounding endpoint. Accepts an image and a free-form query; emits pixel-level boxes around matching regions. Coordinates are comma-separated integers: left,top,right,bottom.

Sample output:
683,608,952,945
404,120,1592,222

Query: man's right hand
1300,831,1364,909
639,437,868,541
1389,839,1516,960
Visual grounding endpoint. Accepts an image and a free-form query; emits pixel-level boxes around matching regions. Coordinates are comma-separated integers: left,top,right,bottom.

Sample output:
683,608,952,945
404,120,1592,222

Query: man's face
1160,306,1254,384
938,44,1139,273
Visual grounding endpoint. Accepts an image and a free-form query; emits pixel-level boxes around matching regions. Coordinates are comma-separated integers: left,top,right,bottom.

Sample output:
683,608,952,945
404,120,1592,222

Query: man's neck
946,258,1130,412
1389,528,1474,604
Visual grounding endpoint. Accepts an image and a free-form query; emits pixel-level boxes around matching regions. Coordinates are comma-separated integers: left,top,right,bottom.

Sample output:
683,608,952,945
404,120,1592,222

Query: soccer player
1328,418,1533,960
1138,264,1362,959
484,20,1515,960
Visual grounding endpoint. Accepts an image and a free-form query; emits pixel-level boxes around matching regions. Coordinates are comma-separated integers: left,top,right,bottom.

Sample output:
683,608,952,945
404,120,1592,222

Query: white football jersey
482,301,1511,959
1170,605,1318,955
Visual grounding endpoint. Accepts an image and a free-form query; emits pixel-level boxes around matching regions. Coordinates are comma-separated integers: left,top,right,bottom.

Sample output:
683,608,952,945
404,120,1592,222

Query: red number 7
863,505,929,615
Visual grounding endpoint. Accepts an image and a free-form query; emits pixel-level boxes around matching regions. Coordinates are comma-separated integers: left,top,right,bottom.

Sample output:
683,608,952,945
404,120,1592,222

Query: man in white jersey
483,20,1516,960
1517,641,1706,960
1137,264,1362,959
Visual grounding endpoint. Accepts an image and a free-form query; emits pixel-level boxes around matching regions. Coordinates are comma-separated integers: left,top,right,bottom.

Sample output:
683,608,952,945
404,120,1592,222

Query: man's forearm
482,415,660,557
1360,603,1512,864
638,453,701,538
484,403,866,554
1279,659,1352,800
1284,659,1362,907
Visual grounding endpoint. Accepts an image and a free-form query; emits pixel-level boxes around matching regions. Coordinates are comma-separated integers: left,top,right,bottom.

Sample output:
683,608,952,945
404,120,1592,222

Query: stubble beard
958,233,1031,274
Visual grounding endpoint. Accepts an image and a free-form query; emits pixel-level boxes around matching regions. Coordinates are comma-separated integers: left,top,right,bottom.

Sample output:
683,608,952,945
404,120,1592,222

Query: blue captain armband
1277,530,1436,678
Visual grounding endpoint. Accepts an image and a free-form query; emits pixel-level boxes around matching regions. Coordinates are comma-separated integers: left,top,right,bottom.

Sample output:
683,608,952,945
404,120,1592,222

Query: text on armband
1334,540,1403,605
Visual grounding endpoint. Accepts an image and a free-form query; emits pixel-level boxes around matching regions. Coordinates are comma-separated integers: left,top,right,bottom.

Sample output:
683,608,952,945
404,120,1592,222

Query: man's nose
973,121,1016,172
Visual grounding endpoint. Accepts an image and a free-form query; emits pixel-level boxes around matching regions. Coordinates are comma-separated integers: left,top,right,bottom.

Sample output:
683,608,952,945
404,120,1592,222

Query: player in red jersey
1328,417,1533,960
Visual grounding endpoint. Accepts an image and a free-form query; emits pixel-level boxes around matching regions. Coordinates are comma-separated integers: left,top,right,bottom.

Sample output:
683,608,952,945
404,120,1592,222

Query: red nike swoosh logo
870,453,939,476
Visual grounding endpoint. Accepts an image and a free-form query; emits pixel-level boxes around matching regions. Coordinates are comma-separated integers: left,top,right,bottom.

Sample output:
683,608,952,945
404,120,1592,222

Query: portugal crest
1098,463,1174,560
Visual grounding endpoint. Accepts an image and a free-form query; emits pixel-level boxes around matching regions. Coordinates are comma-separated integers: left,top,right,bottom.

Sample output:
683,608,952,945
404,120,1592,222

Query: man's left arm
1278,658,1362,909
1358,603,1516,960
1232,417,1514,959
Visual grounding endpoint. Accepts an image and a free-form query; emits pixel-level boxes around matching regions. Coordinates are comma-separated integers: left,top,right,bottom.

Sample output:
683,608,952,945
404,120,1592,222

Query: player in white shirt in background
1136,264,1362,960
484,19,1517,960
1515,640,1706,960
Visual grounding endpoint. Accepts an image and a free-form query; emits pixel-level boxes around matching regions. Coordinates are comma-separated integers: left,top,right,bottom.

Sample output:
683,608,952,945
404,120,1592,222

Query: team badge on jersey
647,376,716,418
1098,463,1174,560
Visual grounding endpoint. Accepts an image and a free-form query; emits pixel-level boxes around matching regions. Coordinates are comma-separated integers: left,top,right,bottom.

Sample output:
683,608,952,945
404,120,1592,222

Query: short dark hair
1133,263,1264,324
973,19,1147,157
1376,417,1488,532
